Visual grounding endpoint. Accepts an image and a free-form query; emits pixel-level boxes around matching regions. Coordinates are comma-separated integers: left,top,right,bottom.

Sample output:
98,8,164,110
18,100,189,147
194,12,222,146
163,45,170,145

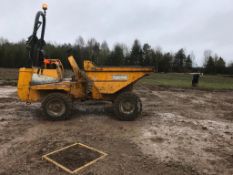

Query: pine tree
99,41,110,65
173,49,186,72
142,43,152,66
185,55,193,71
205,56,215,74
215,57,226,74
160,53,173,72
108,45,124,66
130,40,143,65
151,49,163,72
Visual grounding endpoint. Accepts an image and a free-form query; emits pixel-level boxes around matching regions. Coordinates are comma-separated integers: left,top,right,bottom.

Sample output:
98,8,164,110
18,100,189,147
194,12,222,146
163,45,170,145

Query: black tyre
113,92,142,121
42,93,72,120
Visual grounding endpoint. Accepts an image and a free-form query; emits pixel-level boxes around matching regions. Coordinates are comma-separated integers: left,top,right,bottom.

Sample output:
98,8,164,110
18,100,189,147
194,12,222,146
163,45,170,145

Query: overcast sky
1,0,233,66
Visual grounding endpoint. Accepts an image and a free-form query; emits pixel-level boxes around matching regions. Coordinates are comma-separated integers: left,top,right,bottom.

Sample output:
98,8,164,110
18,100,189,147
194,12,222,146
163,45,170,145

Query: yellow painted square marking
42,143,108,174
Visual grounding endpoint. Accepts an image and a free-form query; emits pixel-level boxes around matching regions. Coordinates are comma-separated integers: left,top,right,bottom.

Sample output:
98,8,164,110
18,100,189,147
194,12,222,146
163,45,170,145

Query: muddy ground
0,84,232,175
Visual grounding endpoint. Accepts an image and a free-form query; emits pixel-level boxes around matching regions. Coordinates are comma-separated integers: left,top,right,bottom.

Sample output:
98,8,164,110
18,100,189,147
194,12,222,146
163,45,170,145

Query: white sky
0,0,233,66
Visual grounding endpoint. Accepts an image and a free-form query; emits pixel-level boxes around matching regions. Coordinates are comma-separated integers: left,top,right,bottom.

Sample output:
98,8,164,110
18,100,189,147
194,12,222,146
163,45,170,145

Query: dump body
84,60,153,96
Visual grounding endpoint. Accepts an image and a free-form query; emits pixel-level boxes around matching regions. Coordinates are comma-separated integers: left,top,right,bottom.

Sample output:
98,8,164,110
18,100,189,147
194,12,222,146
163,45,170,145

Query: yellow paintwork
17,56,153,102
33,69,59,79
84,60,153,94
87,72,148,94
84,60,153,72
70,82,86,99
17,68,33,102
33,59,64,80
68,56,83,80
17,67,63,102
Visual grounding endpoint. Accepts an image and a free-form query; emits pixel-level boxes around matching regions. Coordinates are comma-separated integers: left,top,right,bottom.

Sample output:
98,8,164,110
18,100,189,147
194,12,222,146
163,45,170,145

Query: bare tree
75,36,85,47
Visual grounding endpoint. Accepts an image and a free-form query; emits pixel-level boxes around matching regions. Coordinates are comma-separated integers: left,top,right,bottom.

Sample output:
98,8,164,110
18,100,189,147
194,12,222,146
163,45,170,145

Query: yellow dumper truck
17,4,153,121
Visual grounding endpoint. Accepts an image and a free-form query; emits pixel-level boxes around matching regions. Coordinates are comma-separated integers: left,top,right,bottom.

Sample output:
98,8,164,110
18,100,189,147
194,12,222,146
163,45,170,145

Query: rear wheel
42,93,72,120
113,92,142,121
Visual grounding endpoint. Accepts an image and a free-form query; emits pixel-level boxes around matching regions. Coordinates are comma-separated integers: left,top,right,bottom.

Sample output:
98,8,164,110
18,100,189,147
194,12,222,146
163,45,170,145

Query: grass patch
1,68,233,90
141,73,233,90
0,68,19,80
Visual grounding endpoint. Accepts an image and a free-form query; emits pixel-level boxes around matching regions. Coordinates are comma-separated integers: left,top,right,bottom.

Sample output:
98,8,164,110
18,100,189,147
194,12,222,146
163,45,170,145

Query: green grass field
0,68,233,90
141,73,233,90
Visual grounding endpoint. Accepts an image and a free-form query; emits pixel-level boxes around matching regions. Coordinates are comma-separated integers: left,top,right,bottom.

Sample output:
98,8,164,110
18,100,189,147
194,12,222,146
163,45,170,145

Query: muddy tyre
42,93,72,120
113,92,142,121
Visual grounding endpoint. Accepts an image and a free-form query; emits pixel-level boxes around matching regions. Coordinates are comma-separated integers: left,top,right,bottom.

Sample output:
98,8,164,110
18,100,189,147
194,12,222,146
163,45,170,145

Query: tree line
203,50,233,74
0,37,232,74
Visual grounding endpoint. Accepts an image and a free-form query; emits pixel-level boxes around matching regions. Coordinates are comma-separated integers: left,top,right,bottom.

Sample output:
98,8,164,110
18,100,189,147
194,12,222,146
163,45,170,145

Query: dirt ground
0,84,232,175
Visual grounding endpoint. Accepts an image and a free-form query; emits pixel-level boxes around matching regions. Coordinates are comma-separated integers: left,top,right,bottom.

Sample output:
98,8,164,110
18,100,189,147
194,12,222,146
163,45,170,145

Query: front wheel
113,92,142,121
42,93,72,120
